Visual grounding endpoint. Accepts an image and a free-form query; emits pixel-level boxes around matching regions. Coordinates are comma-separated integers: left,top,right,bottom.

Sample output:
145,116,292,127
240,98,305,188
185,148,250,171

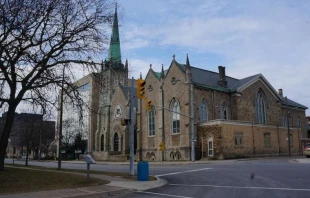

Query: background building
1,112,55,159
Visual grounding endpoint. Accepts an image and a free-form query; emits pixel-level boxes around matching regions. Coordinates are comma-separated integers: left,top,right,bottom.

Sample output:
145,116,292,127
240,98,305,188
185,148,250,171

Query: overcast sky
95,0,310,115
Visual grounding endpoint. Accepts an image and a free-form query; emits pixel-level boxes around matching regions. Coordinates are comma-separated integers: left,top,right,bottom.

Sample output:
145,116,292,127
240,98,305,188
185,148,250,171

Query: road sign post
82,155,96,180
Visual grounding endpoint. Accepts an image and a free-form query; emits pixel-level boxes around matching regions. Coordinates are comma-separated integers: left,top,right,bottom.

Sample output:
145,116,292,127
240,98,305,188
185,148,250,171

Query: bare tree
0,0,114,171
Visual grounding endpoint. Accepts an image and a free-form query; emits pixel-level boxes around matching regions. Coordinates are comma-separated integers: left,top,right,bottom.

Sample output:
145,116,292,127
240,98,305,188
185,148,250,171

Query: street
4,158,310,198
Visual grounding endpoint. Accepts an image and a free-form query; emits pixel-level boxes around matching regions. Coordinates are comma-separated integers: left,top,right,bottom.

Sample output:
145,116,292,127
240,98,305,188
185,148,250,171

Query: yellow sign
159,142,165,151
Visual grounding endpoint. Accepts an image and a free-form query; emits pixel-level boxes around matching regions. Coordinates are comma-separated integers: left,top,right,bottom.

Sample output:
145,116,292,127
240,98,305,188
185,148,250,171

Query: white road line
168,184,310,192
137,191,193,198
155,168,212,177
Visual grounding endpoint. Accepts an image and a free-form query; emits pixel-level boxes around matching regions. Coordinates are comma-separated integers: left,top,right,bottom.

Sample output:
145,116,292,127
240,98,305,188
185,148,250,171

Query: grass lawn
5,164,157,181
0,167,108,195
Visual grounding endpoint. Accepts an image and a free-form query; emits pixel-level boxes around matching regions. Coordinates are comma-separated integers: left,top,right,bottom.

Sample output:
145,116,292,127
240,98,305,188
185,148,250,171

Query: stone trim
200,119,299,130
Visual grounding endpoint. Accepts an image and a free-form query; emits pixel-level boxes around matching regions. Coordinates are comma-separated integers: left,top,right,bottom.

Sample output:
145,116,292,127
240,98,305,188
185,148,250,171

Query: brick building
139,57,308,161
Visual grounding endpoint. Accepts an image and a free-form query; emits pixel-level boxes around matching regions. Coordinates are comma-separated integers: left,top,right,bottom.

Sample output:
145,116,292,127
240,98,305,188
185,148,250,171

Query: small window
148,106,155,136
264,133,271,147
297,117,301,128
282,116,287,126
221,103,228,120
234,132,243,147
171,99,180,134
199,99,208,122
289,134,293,147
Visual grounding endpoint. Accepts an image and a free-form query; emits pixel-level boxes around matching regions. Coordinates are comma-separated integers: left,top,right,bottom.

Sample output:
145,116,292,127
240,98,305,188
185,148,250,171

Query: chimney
218,66,227,87
278,89,283,96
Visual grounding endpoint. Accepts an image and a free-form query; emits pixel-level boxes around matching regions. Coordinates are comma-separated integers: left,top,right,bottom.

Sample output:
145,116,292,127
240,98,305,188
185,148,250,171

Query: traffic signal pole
129,77,134,176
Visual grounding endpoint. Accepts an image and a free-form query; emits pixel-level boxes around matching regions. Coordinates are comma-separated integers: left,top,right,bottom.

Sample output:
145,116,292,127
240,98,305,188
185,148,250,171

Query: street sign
159,142,165,151
82,155,96,180
82,155,96,164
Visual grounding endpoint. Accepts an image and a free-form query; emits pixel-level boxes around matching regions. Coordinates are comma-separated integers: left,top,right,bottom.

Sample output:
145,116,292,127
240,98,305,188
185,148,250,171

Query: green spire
108,4,121,64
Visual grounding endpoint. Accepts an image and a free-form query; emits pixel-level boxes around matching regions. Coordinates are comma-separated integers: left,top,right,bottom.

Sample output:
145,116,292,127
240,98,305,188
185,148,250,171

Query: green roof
108,6,121,63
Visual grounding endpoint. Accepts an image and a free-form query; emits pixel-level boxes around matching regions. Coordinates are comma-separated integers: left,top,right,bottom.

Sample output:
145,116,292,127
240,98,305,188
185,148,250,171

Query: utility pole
190,82,195,162
129,77,134,176
285,97,291,157
161,84,165,161
58,65,65,170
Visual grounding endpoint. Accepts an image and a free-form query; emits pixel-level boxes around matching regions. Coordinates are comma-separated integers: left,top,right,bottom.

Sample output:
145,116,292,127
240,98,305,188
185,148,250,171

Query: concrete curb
66,188,136,198
107,176,168,191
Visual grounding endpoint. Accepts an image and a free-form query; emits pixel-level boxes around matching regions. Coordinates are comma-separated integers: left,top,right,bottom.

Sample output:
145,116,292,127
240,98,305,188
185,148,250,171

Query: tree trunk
25,142,29,166
0,105,17,171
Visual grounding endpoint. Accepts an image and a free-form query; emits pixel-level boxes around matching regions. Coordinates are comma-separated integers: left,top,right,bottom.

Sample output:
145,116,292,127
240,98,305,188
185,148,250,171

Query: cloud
118,0,310,115
127,58,164,79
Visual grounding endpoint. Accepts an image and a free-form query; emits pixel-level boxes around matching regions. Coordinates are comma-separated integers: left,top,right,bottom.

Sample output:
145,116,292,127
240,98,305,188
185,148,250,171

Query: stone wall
236,80,282,125
198,120,301,159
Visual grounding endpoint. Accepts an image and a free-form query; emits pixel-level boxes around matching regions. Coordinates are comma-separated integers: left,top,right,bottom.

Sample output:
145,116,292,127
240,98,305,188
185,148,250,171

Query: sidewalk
58,156,303,165
58,159,218,165
0,166,167,198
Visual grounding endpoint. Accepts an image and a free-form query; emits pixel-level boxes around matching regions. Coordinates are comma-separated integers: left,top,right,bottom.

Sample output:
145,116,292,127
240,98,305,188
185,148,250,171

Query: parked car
304,143,310,158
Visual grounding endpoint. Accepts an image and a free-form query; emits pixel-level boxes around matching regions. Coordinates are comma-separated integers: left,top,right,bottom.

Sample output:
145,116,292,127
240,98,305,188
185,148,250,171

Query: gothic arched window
199,99,208,122
220,102,228,120
100,134,104,151
256,90,266,123
171,99,180,134
297,116,301,127
113,133,119,151
148,106,155,136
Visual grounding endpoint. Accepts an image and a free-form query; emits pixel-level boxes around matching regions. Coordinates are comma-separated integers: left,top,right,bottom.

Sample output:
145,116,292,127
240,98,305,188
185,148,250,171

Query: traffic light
136,79,146,99
146,99,152,111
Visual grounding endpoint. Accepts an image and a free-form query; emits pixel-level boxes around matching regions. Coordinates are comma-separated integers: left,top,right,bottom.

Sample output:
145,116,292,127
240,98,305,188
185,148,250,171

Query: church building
58,5,309,161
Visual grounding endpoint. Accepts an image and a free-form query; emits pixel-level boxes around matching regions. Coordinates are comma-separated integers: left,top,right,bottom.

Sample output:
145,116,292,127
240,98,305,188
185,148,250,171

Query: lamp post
171,77,195,162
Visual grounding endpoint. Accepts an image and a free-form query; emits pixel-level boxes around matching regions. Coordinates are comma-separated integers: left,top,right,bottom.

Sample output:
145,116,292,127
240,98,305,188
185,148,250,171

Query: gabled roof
279,96,308,109
231,74,260,91
154,60,308,110
176,62,238,92
154,70,168,80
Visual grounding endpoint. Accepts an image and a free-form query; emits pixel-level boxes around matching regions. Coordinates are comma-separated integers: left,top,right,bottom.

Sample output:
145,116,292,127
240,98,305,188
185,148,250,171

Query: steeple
125,59,128,71
108,3,121,64
186,54,191,70
185,54,192,81
161,64,165,79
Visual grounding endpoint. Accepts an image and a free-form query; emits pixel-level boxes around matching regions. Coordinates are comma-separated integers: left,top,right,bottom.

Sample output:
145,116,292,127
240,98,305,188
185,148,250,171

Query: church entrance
114,133,119,151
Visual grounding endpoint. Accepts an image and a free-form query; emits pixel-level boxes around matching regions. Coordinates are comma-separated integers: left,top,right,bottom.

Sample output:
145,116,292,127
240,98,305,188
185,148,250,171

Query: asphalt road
118,158,310,198
4,158,310,198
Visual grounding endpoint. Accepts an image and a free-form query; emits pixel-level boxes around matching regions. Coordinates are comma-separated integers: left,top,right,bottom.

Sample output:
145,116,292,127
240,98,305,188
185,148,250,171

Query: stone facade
137,57,308,161
198,120,302,159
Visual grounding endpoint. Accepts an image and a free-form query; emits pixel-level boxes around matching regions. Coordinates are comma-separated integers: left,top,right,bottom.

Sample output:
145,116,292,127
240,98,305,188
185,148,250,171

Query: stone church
59,6,309,161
